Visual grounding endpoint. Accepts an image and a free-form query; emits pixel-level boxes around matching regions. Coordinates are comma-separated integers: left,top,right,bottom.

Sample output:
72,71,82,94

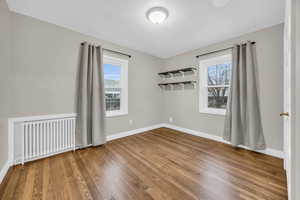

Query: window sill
106,111,128,118
199,109,226,116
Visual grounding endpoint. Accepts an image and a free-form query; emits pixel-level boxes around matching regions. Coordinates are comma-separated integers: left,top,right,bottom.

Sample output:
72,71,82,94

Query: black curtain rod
81,42,132,58
196,41,256,58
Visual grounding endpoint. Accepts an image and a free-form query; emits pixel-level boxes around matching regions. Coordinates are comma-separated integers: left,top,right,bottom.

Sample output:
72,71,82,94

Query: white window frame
103,55,128,117
199,54,232,115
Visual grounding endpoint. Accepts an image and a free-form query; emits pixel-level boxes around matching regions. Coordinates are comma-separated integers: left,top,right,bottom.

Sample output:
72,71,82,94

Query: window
103,55,128,117
199,54,232,115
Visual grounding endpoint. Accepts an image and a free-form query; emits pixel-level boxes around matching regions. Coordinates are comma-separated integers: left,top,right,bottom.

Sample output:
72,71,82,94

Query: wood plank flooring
0,128,287,200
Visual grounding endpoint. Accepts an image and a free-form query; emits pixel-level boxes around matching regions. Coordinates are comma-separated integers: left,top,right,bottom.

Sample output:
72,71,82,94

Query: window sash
105,88,121,112
103,55,128,117
199,53,232,115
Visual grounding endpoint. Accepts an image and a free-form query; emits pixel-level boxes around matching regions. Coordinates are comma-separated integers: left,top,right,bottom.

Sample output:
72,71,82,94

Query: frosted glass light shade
146,7,169,24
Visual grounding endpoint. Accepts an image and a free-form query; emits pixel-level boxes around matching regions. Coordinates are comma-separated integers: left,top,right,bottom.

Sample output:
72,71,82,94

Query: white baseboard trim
0,160,10,184
162,123,226,143
162,123,284,159
106,124,164,141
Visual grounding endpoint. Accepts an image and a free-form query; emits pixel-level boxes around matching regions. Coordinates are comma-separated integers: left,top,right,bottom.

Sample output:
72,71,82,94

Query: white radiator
20,116,76,164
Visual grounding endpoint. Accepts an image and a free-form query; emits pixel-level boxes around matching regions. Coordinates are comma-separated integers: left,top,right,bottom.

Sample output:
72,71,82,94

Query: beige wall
11,13,163,136
0,0,11,172
162,24,284,151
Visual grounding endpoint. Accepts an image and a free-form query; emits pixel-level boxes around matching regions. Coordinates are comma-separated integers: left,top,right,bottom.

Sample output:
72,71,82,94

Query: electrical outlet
169,117,173,123
129,119,133,125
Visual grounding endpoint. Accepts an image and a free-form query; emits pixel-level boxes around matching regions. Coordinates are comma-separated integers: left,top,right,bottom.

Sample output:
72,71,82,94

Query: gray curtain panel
223,41,266,150
76,42,106,147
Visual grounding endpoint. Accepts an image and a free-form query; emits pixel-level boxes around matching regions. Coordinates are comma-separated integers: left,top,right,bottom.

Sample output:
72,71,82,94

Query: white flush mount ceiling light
212,0,231,7
146,7,169,24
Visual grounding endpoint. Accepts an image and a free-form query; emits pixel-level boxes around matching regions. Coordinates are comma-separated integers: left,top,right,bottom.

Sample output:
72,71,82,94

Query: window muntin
199,54,232,115
103,55,128,117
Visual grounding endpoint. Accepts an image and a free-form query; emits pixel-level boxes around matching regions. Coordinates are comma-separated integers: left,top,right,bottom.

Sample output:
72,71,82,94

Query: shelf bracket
192,82,197,88
179,71,185,77
192,69,197,76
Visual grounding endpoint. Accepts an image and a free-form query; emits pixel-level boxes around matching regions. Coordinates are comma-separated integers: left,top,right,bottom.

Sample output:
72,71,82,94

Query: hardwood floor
0,128,287,200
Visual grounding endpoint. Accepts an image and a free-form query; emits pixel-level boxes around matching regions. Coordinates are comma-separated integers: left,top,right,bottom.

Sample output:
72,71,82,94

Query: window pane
105,88,121,111
104,64,121,111
208,87,229,109
207,63,231,85
207,65,217,85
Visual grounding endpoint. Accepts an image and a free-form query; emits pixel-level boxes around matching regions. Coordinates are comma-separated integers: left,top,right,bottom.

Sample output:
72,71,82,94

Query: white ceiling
7,0,285,58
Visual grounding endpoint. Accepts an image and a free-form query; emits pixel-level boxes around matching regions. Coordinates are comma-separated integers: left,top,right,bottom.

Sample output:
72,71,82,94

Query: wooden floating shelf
158,81,197,87
158,67,197,76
